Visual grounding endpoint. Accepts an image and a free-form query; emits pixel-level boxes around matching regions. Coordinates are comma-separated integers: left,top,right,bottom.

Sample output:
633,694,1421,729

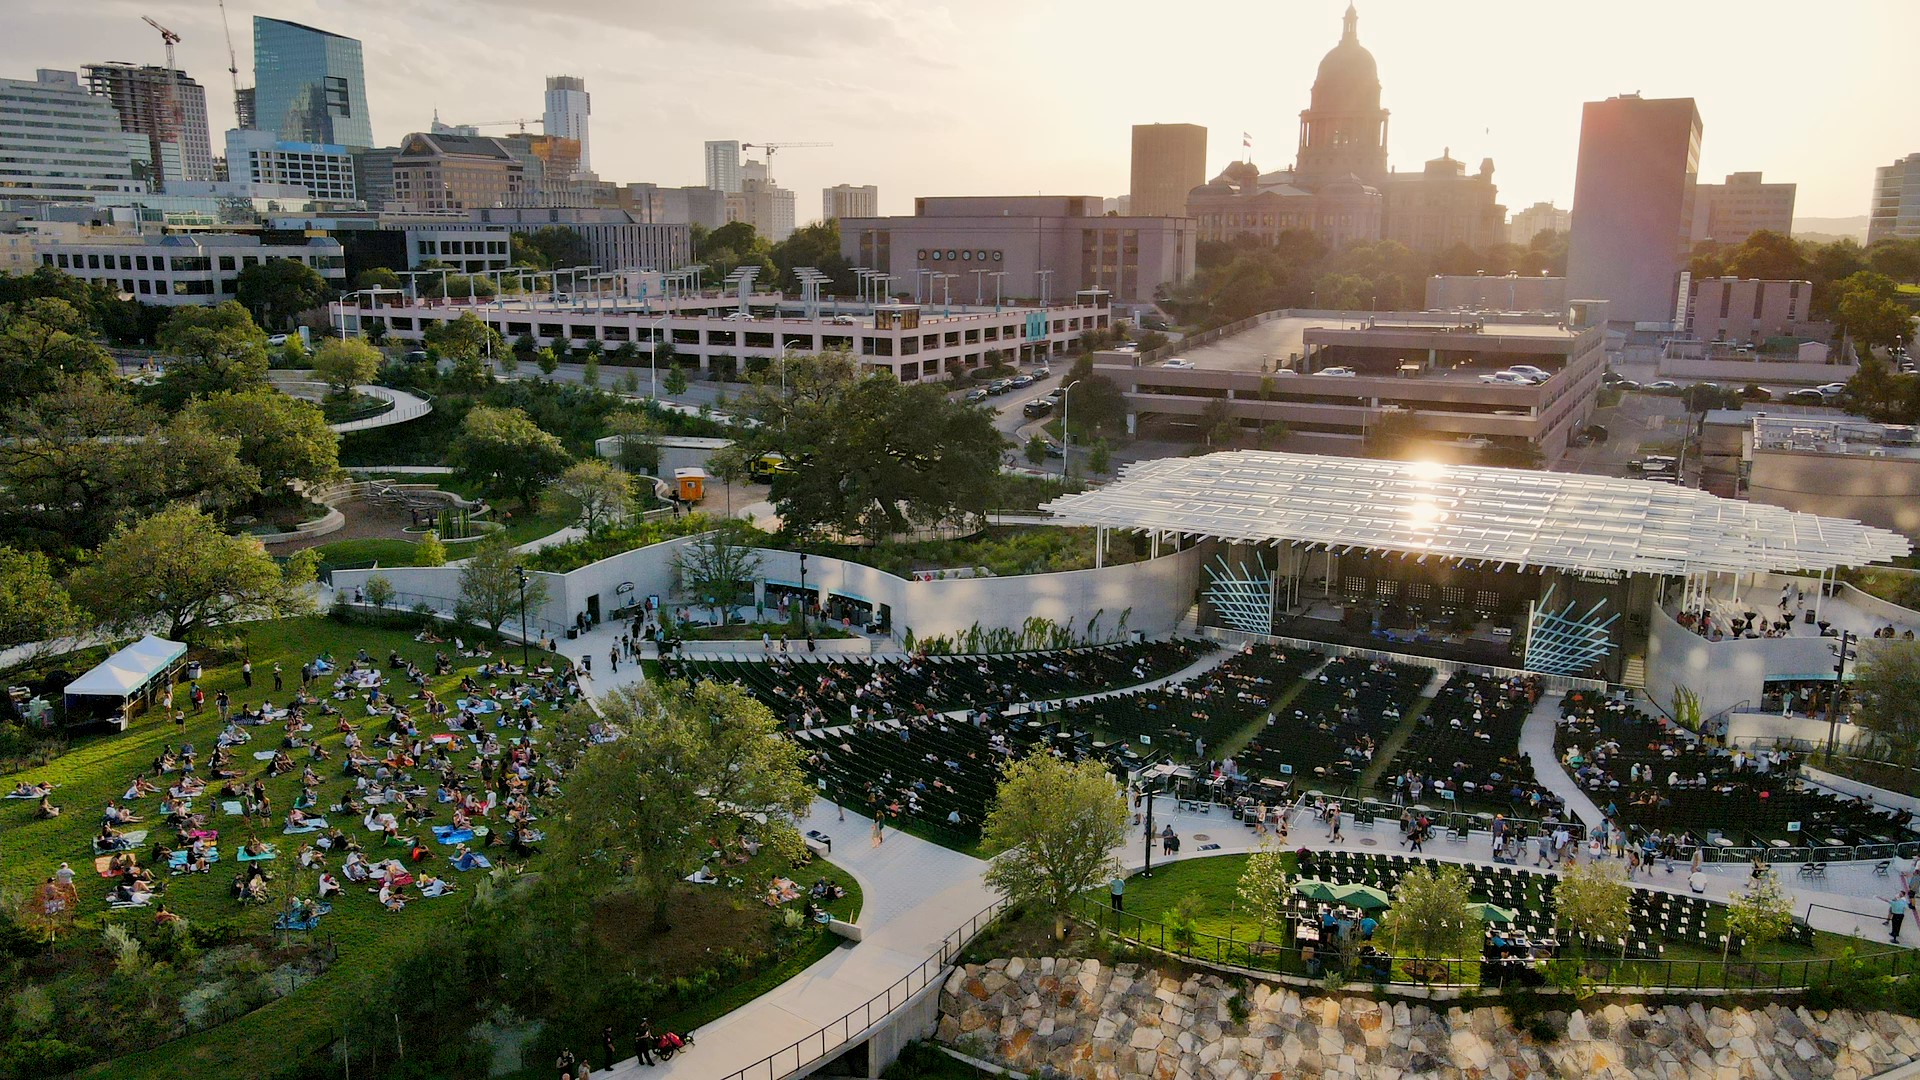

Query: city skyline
7,0,1912,227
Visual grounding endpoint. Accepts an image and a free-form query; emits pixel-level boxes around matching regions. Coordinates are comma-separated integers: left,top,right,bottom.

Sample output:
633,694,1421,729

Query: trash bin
566,628,578,640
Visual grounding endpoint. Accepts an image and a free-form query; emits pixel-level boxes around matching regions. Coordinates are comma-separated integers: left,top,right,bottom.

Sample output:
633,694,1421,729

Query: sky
9,0,1913,228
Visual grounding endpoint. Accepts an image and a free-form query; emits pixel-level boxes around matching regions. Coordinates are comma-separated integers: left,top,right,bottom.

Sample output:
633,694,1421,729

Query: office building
1682,277,1823,344
33,232,344,305
1869,153,1920,243
0,233,35,275
225,129,356,202
1129,123,1207,219
823,184,878,221
704,140,742,193
470,206,690,271
543,76,590,176
1691,171,1795,246
621,183,727,229
0,70,144,203
82,62,214,186
350,147,399,210
1566,94,1701,326
500,133,582,198
390,133,523,212
1382,150,1505,253
252,17,372,148
1508,201,1569,244
841,195,1195,304
727,162,796,241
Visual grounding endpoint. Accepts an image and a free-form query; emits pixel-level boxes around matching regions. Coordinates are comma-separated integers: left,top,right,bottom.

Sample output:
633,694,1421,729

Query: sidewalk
1518,696,1606,828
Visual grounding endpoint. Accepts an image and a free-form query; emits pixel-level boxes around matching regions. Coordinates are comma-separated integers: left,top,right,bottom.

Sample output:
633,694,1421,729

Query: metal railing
713,897,1010,1080
1074,894,1919,992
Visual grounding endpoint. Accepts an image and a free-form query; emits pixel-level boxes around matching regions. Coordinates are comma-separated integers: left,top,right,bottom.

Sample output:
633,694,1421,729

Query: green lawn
0,618,847,1078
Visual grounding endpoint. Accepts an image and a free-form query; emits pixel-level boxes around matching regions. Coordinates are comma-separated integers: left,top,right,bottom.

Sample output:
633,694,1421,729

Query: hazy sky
11,0,1912,226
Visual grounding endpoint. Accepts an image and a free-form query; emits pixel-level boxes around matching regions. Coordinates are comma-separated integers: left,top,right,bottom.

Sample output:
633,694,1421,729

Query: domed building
1187,4,1504,256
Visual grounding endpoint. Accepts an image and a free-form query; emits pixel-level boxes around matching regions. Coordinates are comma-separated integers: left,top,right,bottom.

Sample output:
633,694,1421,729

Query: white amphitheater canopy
1043,450,1911,577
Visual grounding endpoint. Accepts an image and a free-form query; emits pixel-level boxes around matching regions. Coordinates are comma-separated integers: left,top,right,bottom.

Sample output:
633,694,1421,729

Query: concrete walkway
331,384,432,433
1518,696,1606,829
597,799,993,1079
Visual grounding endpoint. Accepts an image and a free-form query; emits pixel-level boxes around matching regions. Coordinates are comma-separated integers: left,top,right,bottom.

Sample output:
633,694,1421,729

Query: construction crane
461,119,547,133
215,0,244,124
741,141,832,165
140,15,184,182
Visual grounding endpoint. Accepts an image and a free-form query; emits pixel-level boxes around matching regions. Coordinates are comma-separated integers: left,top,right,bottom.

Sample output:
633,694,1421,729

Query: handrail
712,896,1010,1080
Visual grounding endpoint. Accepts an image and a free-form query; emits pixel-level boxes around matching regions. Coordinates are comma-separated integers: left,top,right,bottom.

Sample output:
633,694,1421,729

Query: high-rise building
1508,201,1570,245
1691,171,1795,246
823,184,878,221
350,146,399,210
252,17,372,149
82,62,214,186
1129,123,1206,218
543,76,590,176
727,161,795,241
389,133,523,212
0,70,143,203
1566,94,1701,326
1869,153,1920,244
226,128,356,202
704,140,742,194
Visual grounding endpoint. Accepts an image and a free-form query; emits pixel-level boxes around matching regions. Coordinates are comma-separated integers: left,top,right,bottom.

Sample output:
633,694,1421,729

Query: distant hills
1793,215,1870,242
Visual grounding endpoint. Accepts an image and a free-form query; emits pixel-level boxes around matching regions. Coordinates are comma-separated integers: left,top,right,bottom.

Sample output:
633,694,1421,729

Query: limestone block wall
937,957,1920,1080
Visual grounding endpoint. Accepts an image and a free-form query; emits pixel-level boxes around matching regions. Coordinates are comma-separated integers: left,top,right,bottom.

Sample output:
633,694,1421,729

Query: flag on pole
1242,131,1253,149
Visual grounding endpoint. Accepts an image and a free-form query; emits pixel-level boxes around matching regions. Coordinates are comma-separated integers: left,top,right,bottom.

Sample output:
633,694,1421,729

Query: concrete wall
1724,710,1872,751
1645,603,1839,720
1748,452,1920,538
1655,356,1853,384
332,538,1203,646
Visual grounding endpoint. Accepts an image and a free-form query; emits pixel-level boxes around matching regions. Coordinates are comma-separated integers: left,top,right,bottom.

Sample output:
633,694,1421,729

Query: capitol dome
1310,4,1382,114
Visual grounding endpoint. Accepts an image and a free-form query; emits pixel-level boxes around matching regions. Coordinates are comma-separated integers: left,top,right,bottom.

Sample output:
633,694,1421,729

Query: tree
1724,871,1794,959
70,504,314,641
673,524,762,624
1235,844,1295,944
1725,230,1807,283
512,331,538,360
154,301,270,408
1378,865,1480,972
1830,272,1914,351
185,389,339,498
355,267,403,292
606,409,663,475
424,312,502,388
496,348,519,379
0,297,114,411
536,348,560,379
662,362,689,396
455,531,547,632
552,679,814,928
1062,355,1129,436
311,337,381,397
552,459,633,537
0,546,84,656
1869,238,1920,285
511,226,591,272
1024,433,1049,466
415,530,448,568
1554,859,1632,954
582,354,601,388
362,573,394,611
0,379,159,551
979,751,1129,938
1088,439,1113,475
1850,639,1920,752
235,259,329,330
448,405,571,511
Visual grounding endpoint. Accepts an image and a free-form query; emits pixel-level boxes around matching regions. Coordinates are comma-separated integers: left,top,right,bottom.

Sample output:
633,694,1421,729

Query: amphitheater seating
1379,672,1558,816
1058,643,1319,754
1238,657,1429,788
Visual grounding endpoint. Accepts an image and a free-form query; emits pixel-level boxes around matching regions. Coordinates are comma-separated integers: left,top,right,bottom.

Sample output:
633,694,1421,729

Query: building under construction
82,62,214,188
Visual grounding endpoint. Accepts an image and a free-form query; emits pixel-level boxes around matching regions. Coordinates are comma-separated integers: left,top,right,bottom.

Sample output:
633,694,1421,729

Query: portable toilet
674,467,708,503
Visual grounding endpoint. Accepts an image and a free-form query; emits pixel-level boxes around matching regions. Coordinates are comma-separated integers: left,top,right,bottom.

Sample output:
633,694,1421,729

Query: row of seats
1237,657,1430,787
1379,672,1558,817
1059,644,1320,754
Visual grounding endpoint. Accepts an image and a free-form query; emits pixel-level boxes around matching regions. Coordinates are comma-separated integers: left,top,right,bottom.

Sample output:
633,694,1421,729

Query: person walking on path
1110,874,1125,912
1328,811,1344,844
633,1020,656,1066
272,663,283,692
242,659,253,688
1887,893,1911,942
602,1026,617,1071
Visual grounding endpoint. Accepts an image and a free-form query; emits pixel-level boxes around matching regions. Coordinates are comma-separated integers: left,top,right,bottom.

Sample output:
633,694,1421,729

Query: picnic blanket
236,846,278,863
431,826,475,845
283,817,329,835
451,852,492,871
168,849,220,869
186,828,218,842
252,750,279,761
92,855,120,878
3,790,49,799
107,892,154,909
92,830,146,854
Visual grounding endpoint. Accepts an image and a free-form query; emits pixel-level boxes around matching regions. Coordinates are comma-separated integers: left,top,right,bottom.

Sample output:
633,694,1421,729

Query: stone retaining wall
937,957,1920,1080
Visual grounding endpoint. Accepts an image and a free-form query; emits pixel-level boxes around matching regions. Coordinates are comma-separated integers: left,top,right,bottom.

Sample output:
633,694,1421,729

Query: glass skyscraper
251,17,372,149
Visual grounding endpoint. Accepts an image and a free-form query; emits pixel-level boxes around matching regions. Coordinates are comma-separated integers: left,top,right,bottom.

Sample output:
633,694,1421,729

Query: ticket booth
674,467,708,503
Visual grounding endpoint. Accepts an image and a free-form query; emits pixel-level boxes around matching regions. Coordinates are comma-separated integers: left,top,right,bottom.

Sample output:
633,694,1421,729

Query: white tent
63,634,188,718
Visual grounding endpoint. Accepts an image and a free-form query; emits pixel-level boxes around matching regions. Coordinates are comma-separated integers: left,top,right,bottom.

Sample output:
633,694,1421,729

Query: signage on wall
615,582,635,595
1024,312,1046,341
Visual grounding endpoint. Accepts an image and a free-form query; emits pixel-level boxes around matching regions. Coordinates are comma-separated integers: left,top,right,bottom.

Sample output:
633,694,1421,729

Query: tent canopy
64,635,187,703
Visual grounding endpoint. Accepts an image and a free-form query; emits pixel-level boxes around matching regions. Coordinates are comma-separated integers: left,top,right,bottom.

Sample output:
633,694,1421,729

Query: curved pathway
1517,696,1606,828
329,384,432,433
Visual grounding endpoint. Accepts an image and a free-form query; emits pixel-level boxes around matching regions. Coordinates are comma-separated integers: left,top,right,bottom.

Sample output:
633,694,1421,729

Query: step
1620,655,1647,689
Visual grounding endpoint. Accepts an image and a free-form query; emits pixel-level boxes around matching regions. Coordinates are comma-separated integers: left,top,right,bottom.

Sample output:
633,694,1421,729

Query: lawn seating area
1377,672,1562,817
1058,642,1319,753
1238,657,1430,787
662,639,1212,728
1555,691,1912,850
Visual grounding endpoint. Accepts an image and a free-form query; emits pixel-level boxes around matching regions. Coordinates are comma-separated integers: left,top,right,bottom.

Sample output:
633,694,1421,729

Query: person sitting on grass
35,794,60,820
317,872,342,900
242,837,272,859
378,881,407,912
417,873,456,898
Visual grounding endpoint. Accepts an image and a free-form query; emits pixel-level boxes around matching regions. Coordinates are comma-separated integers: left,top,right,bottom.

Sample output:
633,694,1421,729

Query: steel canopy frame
1042,450,1910,578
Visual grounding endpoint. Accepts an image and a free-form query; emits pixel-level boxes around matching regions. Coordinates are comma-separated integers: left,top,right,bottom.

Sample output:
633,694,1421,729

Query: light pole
648,315,667,400
1059,378,1082,479
1826,630,1858,756
514,566,531,673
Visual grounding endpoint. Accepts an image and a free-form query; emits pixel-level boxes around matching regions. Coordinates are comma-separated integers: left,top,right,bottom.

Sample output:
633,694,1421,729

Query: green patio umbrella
1328,882,1391,910
1467,902,1518,924
1293,879,1339,902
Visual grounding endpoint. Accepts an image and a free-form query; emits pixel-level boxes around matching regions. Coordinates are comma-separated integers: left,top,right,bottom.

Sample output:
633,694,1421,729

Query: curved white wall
1645,604,1838,720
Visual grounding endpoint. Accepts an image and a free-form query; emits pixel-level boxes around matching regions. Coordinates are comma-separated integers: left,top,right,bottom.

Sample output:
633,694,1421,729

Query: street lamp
1826,630,1859,756
1059,378,1082,480
648,315,668,400
514,566,531,674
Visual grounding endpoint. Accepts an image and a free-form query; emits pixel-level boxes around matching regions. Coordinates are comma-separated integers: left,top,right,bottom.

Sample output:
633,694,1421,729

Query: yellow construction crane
741,141,832,165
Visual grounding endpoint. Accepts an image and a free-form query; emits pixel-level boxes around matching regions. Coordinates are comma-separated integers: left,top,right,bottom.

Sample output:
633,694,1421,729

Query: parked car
1741,385,1775,402
1114,342,1138,353
1817,383,1849,398
1507,365,1551,380
1477,370,1537,386
1022,398,1054,418
987,379,1013,395
1315,366,1357,377
1644,380,1681,392
1162,358,1195,369
964,388,988,404
266,333,289,347
1612,378,1641,391
1010,374,1035,388
1044,440,1065,458
1046,387,1066,401
1785,388,1828,405
1032,366,1051,379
